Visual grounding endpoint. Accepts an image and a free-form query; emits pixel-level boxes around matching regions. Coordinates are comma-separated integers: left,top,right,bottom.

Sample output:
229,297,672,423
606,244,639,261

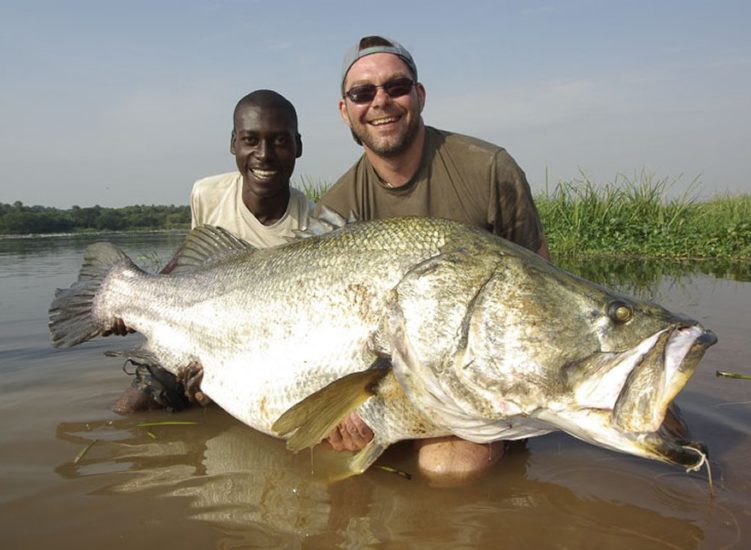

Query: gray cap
341,36,417,93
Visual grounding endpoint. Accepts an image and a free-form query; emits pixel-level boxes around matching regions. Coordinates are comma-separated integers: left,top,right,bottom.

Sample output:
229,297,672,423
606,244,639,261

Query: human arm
536,234,551,260
489,150,550,257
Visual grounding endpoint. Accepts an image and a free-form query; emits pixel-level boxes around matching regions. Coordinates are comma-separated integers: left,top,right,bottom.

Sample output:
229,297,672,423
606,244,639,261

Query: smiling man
190,90,313,247
319,36,549,257
112,90,313,415
316,36,551,482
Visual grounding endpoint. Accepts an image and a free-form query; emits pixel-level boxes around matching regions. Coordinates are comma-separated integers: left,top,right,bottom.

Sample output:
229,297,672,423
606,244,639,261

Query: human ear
416,83,426,113
338,99,352,128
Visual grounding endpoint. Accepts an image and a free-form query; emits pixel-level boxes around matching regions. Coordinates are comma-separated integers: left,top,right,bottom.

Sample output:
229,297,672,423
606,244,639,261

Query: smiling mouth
369,116,400,126
250,168,278,180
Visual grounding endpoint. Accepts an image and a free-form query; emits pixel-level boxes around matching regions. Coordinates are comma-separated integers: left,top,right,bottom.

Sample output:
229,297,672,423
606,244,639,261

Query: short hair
232,90,298,132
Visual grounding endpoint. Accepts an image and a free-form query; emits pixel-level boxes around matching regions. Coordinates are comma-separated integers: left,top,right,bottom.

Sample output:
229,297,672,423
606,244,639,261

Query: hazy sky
1,0,749,208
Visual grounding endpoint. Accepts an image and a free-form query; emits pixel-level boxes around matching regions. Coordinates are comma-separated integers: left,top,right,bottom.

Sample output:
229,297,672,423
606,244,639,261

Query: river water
1,232,749,549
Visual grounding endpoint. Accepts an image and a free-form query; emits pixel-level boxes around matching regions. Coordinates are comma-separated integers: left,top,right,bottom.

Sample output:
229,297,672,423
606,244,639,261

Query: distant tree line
0,201,190,234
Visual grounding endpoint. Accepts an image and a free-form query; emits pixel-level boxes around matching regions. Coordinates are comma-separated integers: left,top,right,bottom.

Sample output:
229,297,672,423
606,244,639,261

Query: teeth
370,117,399,126
251,169,277,178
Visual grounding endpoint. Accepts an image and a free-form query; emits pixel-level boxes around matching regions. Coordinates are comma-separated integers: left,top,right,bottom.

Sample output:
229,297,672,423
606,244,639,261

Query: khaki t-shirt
191,172,314,248
316,127,545,253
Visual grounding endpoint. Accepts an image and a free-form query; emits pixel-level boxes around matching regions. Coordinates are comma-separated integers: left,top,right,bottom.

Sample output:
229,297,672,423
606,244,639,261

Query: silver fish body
49,217,716,475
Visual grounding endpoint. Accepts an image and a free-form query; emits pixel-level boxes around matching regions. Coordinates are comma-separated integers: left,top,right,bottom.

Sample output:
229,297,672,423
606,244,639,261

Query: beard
353,114,421,158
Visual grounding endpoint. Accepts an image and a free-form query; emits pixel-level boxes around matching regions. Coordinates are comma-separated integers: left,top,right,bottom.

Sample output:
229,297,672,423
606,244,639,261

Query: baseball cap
341,36,418,93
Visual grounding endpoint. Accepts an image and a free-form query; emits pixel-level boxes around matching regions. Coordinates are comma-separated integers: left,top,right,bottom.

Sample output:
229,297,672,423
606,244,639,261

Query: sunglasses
344,77,415,104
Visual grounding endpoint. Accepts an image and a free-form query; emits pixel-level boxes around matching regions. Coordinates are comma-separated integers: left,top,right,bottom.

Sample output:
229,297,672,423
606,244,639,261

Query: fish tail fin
272,359,390,453
49,242,132,348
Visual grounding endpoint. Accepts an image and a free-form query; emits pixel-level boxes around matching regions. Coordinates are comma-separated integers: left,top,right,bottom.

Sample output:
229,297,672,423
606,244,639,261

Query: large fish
49,217,716,476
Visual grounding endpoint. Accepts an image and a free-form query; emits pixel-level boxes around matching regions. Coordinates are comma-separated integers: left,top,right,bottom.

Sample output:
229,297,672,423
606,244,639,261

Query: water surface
1,233,749,549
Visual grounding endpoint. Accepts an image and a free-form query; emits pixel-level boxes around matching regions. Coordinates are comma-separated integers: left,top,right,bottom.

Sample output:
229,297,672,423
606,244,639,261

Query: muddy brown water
1,232,749,549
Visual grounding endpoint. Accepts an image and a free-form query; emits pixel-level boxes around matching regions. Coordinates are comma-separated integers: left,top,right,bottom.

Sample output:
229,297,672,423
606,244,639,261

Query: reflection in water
556,255,751,295
54,412,716,548
0,231,187,259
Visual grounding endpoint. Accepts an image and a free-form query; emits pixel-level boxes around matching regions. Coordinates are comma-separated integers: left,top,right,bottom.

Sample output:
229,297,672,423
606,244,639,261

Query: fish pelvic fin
272,359,390,453
49,242,131,348
166,225,255,275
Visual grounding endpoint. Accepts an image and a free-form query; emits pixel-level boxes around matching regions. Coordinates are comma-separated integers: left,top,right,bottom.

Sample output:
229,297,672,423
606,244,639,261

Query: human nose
369,86,393,108
255,139,271,159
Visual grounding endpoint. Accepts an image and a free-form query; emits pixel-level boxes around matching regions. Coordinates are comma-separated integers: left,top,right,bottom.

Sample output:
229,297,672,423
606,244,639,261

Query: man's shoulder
192,172,241,195
429,126,506,156
316,157,367,207
429,127,521,177
333,156,367,187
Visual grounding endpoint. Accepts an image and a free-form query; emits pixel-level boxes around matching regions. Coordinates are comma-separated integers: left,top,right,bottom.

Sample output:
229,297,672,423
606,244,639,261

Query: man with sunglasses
317,35,551,482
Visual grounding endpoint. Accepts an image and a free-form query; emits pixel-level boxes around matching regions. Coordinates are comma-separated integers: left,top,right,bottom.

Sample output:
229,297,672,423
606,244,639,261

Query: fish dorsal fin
79,242,130,280
292,206,358,239
166,225,255,274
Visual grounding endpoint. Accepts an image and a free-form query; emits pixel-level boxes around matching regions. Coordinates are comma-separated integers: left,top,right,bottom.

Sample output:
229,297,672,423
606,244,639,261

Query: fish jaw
542,324,716,469
612,325,717,433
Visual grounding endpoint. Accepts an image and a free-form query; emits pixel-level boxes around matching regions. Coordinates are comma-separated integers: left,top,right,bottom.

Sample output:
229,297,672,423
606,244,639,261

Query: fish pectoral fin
272,361,390,453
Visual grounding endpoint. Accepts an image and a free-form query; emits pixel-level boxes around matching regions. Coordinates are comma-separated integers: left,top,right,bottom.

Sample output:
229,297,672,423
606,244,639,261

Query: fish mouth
611,325,716,469
612,325,716,434
645,416,709,471
553,324,716,470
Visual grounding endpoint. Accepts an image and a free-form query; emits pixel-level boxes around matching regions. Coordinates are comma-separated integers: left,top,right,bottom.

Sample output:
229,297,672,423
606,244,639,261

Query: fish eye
608,300,633,324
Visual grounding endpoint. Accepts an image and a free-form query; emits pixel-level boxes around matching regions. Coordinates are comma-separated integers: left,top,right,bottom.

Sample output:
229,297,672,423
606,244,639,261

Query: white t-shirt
190,172,314,248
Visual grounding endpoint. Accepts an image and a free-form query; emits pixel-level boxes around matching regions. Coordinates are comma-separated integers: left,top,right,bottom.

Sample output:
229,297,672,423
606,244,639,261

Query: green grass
537,171,751,260
294,175,331,203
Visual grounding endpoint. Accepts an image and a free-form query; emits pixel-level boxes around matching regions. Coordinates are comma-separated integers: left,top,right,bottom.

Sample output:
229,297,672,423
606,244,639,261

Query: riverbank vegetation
0,203,190,234
2,173,749,259
536,172,750,260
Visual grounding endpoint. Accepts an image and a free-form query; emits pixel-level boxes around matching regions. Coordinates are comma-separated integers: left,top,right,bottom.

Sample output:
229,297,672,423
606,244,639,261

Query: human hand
326,413,373,452
179,361,213,407
102,317,134,336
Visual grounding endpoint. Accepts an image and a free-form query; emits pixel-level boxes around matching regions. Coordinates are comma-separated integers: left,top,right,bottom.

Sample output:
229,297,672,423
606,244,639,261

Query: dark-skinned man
111,89,313,413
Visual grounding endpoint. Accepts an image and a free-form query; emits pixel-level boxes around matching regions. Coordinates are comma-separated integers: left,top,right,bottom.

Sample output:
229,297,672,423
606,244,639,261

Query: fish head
460,248,716,469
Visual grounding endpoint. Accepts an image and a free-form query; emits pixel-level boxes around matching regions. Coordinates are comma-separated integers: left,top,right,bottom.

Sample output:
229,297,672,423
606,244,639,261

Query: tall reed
537,171,750,259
